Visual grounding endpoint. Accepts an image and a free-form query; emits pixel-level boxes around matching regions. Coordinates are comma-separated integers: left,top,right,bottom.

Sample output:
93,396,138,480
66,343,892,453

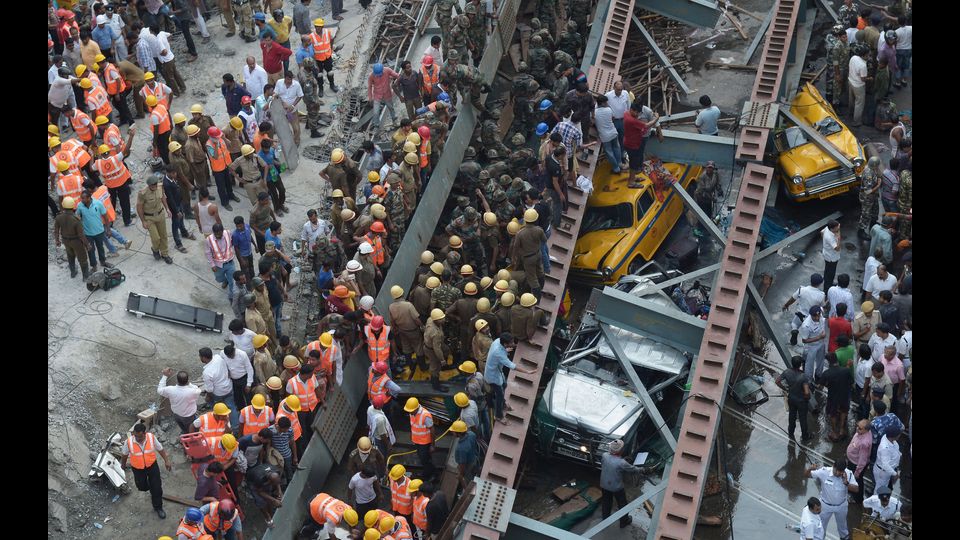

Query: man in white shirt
107,9,127,61
896,320,911,370
827,274,855,321
847,45,868,126
301,209,333,254
820,220,841,289
868,322,897,363
862,247,882,297
874,425,902,491
864,265,897,301
151,27,186,96
799,497,825,540
894,16,911,85
423,36,443,66
782,273,826,345
200,347,239,427
228,319,258,358
379,152,400,181
157,367,202,434
366,395,396,456
804,460,858,539
863,486,902,521
604,80,631,154
799,306,827,379
274,71,304,145
220,344,254,410
242,56,269,102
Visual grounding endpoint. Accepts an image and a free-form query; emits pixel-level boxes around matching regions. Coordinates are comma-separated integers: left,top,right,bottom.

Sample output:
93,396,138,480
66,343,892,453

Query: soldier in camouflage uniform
312,233,347,274
897,167,912,238
450,196,471,222
511,64,538,139
508,133,537,177
493,190,516,227
442,50,462,107
481,109,511,158
446,207,487,277
557,20,583,62
481,172,499,203
479,212,501,275
837,0,857,27
858,156,882,237
454,62,490,116
506,177,526,206
431,270,462,311
426,109,449,162
536,0,559,38
298,58,324,139
455,146,483,199
465,4,486,67
568,0,592,43
528,36,553,88
449,16,473,68
482,149,512,181
825,26,849,109
383,185,407,252
529,18,556,51
434,0,463,60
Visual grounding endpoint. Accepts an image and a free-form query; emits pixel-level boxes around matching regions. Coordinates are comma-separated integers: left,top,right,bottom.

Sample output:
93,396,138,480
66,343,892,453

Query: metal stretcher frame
125,292,224,333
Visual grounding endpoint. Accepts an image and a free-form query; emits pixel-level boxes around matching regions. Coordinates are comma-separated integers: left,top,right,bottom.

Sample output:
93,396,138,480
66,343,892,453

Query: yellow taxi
570,160,701,286
774,82,866,202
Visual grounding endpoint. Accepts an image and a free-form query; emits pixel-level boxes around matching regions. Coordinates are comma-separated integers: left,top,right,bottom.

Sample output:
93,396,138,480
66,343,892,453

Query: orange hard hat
371,185,386,196
334,285,350,298
370,221,386,233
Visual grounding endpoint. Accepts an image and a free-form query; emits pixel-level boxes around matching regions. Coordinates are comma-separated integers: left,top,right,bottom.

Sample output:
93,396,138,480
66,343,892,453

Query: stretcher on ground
126,292,224,332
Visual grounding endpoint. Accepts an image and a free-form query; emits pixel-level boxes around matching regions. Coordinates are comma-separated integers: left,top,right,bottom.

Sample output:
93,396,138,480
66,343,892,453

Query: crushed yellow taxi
570,160,701,286
774,82,866,202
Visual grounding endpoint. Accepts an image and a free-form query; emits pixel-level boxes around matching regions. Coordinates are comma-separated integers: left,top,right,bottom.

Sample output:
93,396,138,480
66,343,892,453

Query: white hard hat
359,242,374,254
360,295,375,310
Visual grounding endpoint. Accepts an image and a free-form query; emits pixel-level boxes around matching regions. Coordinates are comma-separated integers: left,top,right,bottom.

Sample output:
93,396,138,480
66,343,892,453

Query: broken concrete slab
100,380,122,401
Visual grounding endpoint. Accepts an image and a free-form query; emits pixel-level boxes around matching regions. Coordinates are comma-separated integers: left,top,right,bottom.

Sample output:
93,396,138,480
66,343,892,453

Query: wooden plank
508,43,522,72
724,10,749,39
552,485,581,502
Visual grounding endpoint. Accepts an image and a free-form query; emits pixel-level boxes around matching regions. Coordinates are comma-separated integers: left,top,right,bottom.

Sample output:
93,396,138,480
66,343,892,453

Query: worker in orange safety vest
408,479,430,537
81,77,113,120
363,315,392,364
55,160,85,203
388,464,413,521
285,363,323,455
310,18,340,96
120,422,172,519
146,94,173,164
193,402,232,438
404,398,436,477
239,393,276,436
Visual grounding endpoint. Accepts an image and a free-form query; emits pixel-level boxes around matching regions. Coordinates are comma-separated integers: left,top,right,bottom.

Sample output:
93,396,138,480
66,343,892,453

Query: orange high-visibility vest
365,233,385,265
70,109,96,142
86,72,103,91
103,123,125,155
206,137,232,172
418,141,429,169
62,138,93,167
92,185,117,222
391,476,413,515
288,375,320,412
394,516,414,540
311,30,333,61
207,437,234,464
103,62,128,96
151,103,172,135
364,325,391,363
276,403,302,440
203,501,236,533
140,82,170,109
94,153,132,189
305,340,322,357
125,433,158,469
85,84,113,118
420,65,439,95
409,408,433,445
49,150,78,175
320,344,337,381
56,173,84,200
367,369,392,403
196,411,229,438
240,405,274,436
309,493,349,526
412,495,430,530
176,518,203,540
207,233,234,264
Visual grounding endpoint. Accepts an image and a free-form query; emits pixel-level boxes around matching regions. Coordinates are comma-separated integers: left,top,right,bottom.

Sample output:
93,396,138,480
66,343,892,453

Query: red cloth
367,68,400,101
827,316,852,353
623,111,649,150
261,42,292,74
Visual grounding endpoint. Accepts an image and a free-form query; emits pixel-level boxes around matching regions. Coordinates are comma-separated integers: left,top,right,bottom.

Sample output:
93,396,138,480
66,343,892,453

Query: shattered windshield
781,126,807,150
581,203,633,234
813,117,842,137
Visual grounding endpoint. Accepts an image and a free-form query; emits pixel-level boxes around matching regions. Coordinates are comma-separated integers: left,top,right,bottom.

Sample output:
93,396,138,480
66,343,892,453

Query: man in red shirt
261,35,293,85
827,302,853,353
622,103,658,188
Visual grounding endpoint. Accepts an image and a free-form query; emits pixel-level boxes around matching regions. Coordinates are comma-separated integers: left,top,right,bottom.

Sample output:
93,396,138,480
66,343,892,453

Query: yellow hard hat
266,376,283,390
421,251,435,265
389,464,407,481
331,188,345,198
426,276,441,289
145,95,158,107
48,136,61,148
494,279,509,292
404,397,420,412
253,333,269,348
368,171,380,183
95,115,110,125
357,436,372,452
474,319,488,332
460,264,474,275
379,516,396,534
57,160,71,172
241,144,255,157
483,211,497,226
497,269,511,282
454,392,469,407
251,394,266,408
404,152,418,165
507,221,521,235
168,141,182,153
364,510,380,528
450,420,468,433
159,537,173,540
319,333,334,348
186,124,200,136
220,433,237,451
331,148,345,163
371,204,386,219
213,402,231,416
430,308,445,322
75,64,87,76
97,144,111,155
61,196,77,209
520,293,538,307
229,117,244,130
173,112,187,124
283,355,301,369
313,17,326,27
405,133,421,145
479,276,493,290
340,208,356,221
48,124,59,135
477,297,491,313
364,528,381,540
80,78,92,89
90,63,100,73
402,141,417,154
464,282,478,295
523,208,539,223
430,261,444,275
144,71,155,81
459,360,477,374
390,285,404,299
501,291,516,307
407,479,423,493
343,507,359,527
285,394,302,412
190,104,204,114
94,53,106,63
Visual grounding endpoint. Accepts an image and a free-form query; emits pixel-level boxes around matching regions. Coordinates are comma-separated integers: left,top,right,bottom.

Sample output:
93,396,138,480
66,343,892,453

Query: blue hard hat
539,99,552,111
438,92,450,102
373,63,384,75
186,508,203,523
535,122,549,136
253,12,266,21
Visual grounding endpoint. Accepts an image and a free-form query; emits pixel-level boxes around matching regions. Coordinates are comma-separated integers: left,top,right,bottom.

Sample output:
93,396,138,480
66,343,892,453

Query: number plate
818,185,850,199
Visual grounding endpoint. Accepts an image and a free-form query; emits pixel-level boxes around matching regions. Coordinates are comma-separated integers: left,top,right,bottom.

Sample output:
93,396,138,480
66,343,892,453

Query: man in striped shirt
269,416,298,486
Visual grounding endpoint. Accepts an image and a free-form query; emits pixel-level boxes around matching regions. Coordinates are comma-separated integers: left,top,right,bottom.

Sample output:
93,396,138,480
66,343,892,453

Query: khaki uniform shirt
388,301,421,331
411,286,432,318
512,225,546,259
246,307,268,336
510,304,538,341
229,155,267,184
138,187,166,218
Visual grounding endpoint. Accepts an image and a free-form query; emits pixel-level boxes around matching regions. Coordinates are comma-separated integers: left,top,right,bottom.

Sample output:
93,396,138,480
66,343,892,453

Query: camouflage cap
479,170,491,180
511,133,526,146
448,49,460,61
487,149,499,159
488,108,501,119
464,206,478,220
464,146,477,158
499,174,511,185
447,250,461,263
530,18,541,29
567,20,577,30
531,35,543,46
456,196,469,206
457,14,470,27
832,24,845,36
493,190,507,201
464,3,477,14
518,61,528,73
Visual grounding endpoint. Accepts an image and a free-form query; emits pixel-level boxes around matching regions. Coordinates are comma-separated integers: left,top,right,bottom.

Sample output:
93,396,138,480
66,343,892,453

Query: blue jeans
104,226,128,253
895,49,911,80
272,304,283,336
540,225,552,274
86,232,107,267
491,381,506,420
601,138,623,172
214,260,237,301
170,212,189,247
612,118,625,154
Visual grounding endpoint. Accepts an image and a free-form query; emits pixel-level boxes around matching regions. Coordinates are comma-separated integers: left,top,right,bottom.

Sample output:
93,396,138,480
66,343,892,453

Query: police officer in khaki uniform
424,309,450,391
511,293,540,342
53,196,92,279
510,208,547,296
495,291,514,335
413,277,437,323
445,282,480,363
137,174,173,263
388,285,424,358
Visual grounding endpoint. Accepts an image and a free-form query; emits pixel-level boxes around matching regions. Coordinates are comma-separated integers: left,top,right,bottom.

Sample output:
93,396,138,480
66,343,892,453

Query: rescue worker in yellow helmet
305,492,359,539
52,196,92,279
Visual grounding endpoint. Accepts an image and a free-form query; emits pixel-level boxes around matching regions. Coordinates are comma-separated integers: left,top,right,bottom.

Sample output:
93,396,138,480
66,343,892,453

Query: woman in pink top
845,419,872,504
